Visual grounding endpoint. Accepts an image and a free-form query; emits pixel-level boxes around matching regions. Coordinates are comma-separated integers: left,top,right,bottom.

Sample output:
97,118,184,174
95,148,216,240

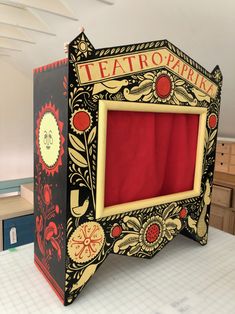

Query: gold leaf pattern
123,216,141,231
192,87,210,103
124,81,152,101
174,86,197,106
175,79,185,86
162,202,178,219
68,148,88,167
88,127,97,145
207,129,217,155
69,134,85,152
165,229,173,241
165,218,181,231
188,216,197,233
127,244,141,256
204,180,211,206
197,205,207,238
113,234,139,253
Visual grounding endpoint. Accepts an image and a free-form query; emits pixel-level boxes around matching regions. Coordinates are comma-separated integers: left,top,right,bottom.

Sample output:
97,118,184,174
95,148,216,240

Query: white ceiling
0,0,78,19
0,0,115,71
0,0,234,136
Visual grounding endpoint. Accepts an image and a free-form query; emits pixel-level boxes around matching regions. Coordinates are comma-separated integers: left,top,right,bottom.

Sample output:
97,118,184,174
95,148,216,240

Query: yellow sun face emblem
39,112,60,168
36,103,64,176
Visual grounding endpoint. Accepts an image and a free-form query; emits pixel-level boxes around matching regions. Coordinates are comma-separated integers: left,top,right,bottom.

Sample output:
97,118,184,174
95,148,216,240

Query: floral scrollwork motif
123,70,198,106
68,108,97,209
113,203,183,257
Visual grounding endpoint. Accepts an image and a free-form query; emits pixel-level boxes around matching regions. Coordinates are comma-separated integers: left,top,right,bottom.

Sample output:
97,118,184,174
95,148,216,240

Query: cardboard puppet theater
34,32,222,305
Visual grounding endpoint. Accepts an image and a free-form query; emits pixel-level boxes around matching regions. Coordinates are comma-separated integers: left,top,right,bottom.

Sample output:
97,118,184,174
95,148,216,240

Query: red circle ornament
43,184,52,205
179,208,188,219
111,224,122,238
155,74,172,99
208,114,217,129
73,110,91,132
146,223,160,243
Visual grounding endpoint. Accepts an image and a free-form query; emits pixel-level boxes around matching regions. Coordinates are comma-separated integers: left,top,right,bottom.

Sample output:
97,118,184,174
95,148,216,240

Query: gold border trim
96,100,207,218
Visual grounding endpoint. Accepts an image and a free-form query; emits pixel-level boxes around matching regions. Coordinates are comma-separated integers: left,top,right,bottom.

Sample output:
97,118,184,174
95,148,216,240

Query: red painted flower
44,222,58,241
140,216,166,252
132,70,175,103
208,113,217,129
70,109,92,134
146,223,160,243
43,184,52,205
111,224,122,238
179,208,188,219
155,74,172,99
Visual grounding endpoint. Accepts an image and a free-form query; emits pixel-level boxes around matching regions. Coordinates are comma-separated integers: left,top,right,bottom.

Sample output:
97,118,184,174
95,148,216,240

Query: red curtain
105,111,199,207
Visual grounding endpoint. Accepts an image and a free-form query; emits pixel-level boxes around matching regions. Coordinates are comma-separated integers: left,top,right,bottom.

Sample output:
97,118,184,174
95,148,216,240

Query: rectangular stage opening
96,101,207,218
105,111,199,207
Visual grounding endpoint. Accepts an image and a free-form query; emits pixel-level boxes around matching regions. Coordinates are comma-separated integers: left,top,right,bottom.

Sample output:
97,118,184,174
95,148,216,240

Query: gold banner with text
76,48,217,99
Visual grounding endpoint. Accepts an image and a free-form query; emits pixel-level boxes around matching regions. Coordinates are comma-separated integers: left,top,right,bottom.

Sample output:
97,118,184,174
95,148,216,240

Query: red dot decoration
55,204,60,214
155,74,172,99
111,224,122,238
179,208,188,219
43,184,51,205
146,223,160,243
208,114,217,129
73,111,91,132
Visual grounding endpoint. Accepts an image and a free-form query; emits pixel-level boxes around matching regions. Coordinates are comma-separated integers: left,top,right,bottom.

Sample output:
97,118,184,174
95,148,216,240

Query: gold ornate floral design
171,87,197,106
67,222,104,264
124,70,174,103
72,33,93,58
68,108,96,209
204,126,217,156
187,179,211,240
63,32,222,305
139,216,166,252
113,203,182,256
191,87,210,103
123,70,199,106
213,68,223,83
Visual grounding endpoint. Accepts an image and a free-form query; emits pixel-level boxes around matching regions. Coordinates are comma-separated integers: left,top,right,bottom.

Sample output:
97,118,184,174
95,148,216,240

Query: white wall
0,59,33,180
0,0,235,180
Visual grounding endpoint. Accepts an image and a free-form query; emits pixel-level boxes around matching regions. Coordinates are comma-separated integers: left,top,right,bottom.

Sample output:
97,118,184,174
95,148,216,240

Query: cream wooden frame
96,100,207,219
